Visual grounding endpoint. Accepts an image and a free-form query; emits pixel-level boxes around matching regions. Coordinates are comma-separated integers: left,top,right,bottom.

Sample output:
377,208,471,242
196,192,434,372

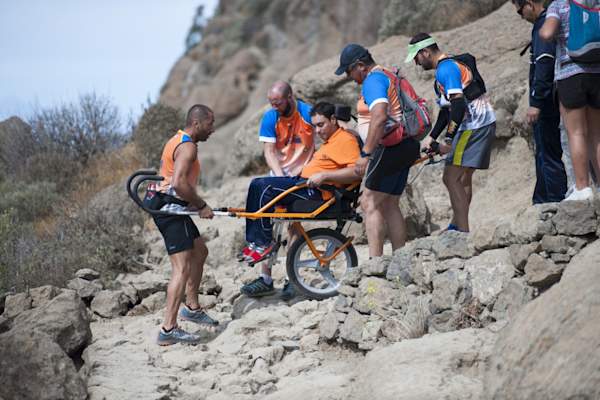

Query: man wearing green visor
406,33,496,233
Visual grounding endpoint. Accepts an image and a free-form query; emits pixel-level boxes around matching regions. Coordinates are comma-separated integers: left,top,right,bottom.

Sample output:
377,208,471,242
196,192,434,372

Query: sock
260,274,273,285
161,326,175,333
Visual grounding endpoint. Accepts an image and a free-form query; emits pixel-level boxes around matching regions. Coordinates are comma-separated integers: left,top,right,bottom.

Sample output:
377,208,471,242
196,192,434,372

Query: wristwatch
360,150,372,158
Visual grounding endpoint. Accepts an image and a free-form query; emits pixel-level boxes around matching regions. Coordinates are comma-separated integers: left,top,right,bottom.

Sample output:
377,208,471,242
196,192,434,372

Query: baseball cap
335,44,370,76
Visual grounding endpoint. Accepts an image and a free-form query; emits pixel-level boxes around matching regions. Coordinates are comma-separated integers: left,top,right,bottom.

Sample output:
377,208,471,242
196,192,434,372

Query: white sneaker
563,186,593,202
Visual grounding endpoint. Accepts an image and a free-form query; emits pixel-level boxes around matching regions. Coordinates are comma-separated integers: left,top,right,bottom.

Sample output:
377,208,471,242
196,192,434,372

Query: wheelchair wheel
286,228,358,300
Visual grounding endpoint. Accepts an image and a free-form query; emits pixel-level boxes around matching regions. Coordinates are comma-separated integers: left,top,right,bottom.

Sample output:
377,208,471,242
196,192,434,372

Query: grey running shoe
240,277,275,297
179,305,219,326
280,280,296,301
157,326,201,346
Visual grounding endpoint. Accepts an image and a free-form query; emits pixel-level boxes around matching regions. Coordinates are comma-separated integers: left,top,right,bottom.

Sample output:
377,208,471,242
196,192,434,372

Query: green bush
0,182,60,222
133,103,185,168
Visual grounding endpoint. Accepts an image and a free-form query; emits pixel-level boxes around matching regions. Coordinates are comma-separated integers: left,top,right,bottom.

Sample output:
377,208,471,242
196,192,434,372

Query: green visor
404,37,437,63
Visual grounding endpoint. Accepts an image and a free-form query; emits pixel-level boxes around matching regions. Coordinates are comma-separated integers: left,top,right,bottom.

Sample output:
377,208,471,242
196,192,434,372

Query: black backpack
436,53,487,102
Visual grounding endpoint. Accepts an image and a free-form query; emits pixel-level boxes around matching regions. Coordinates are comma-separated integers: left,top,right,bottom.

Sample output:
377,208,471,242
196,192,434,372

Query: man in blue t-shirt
406,33,496,233
334,44,420,258
242,81,315,300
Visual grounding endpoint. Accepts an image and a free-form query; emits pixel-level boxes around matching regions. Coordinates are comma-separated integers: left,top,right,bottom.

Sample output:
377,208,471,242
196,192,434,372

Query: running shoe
563,186,593,202
247,243,275,264
179,305,219,326
238,243,256,261
240,277,275,297
280,279,296,301
157,326,201,346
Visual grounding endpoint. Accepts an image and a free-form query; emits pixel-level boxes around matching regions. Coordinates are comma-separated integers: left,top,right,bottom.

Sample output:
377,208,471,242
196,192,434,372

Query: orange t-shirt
157,130,200,198
300,128,360,199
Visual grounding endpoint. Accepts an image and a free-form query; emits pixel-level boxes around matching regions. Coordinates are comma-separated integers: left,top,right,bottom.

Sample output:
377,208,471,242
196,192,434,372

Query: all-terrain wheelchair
127,170,363,300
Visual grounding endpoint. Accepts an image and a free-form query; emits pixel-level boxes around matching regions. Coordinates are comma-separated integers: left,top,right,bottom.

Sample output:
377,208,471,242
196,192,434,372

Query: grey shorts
446,122,496,169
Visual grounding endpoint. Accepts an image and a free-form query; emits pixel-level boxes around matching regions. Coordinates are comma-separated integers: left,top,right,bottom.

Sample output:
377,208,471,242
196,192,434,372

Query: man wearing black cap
335,44,420,258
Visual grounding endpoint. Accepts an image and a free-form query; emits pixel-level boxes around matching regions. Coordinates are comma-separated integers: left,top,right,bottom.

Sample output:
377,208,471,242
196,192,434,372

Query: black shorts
153,214,200,255
365,138,420,195
557,73,600,109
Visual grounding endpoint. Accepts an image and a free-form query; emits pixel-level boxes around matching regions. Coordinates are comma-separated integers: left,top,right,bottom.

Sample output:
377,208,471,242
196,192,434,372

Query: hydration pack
380,69,432,146
567,0,600,64
437,53,487,102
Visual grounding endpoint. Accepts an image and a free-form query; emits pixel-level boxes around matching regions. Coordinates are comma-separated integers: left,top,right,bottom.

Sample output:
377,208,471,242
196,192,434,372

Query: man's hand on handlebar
198,203,214,219
422,136,440,156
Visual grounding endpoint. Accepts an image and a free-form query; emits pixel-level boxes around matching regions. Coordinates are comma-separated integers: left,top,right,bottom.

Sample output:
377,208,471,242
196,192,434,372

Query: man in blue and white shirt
406,33,496,232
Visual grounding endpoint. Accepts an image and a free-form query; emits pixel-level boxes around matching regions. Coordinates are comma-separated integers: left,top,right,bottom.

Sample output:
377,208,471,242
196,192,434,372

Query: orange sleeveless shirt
157,130,200,197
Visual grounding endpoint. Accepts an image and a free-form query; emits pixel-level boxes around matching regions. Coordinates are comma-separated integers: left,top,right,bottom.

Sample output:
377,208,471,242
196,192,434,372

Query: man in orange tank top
150,104,219,346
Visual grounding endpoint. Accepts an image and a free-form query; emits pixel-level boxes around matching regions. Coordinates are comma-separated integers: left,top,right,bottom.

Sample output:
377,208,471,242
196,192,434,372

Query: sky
0,0,219,123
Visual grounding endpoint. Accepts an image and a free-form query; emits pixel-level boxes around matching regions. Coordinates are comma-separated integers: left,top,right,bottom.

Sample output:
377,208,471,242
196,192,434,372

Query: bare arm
263,142,285,176
172,143,209,209
306,167,361,188
362,103,388,154
540,16,560,42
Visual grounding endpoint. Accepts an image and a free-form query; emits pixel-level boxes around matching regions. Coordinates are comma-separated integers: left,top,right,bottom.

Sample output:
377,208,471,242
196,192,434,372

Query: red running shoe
238,243,256,262
247,244,275,264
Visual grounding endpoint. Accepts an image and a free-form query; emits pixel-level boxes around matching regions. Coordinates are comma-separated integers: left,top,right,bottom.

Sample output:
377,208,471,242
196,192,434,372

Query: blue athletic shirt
435,59,496,132
258,100,313,142
356,67,403,143
258,99,314,177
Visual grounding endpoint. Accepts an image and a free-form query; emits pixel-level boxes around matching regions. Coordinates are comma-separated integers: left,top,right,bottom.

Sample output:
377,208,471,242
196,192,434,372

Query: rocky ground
1,176,599,399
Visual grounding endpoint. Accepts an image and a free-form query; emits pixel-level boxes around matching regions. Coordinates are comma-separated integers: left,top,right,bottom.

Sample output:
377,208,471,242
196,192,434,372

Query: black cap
335,43,369,76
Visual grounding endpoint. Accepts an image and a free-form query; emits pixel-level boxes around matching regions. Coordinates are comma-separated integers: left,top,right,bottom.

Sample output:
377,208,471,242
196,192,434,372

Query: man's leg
185,236,208,310
443,165,470,232
532,119,547,203
163,249,194,330
362,188,391,257
246,176,303,248
381,194,407,251
461,168,475,207
540,114,568,202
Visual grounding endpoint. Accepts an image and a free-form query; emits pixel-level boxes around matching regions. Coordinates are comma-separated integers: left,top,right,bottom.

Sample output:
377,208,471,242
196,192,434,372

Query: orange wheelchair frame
127,170,363,299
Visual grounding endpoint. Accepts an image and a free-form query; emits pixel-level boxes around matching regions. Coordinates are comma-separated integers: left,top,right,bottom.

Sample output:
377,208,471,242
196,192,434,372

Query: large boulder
12,290,91,356
485,240,600,399
348,328,496,400
0,331,87,400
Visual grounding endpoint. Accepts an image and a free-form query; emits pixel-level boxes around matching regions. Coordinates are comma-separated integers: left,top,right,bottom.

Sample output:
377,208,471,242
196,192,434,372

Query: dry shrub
132,103,184,167
0,94,124,192
0,183,146,294
0,95,148,295
71,143,142,207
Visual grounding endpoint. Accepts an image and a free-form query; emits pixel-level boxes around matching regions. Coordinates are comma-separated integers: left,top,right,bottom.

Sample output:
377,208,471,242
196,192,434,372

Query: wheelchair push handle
126,169,219,217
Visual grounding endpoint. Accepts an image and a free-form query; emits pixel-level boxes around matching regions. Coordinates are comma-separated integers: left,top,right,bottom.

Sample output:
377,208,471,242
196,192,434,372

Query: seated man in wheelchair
240,101,361,297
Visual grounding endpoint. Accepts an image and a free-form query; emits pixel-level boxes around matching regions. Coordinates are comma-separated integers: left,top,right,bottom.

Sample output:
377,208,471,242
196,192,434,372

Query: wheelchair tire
286,228,358,300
